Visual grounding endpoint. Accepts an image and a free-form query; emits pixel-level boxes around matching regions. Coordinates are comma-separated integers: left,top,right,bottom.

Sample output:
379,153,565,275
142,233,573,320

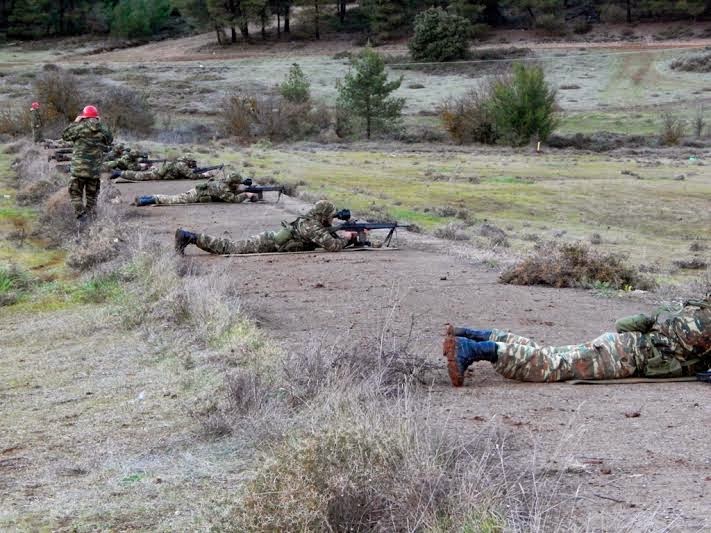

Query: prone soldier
443,295,711,386
115,157,199,181
132,172,259,206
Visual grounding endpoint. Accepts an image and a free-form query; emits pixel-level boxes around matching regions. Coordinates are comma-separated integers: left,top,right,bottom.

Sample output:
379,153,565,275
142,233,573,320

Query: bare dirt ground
112,178,711,530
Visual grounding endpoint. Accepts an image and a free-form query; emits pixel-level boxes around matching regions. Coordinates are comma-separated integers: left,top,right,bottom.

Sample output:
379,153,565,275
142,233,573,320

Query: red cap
80,105,99,119
31,102,40,110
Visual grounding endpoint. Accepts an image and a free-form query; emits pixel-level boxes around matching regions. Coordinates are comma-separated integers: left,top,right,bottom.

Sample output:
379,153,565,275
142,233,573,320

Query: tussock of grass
499,241,655,290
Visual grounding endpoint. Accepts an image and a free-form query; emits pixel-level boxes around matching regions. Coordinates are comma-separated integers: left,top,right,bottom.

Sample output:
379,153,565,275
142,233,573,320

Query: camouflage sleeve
299,219,348,252
101,122,114,146
61,123,80,143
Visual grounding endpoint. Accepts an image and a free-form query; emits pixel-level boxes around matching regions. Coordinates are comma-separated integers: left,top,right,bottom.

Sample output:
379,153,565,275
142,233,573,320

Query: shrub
488,63,559,146
439,85,498,145
222,92,329,141
536,14,566,35
0,106,31,136
36,189,78,246
671,53,711,73
33,67,83,122
659,110,686,145
279,63,310,104
499,241,654,290
409,8,471,62
600,3,627,23
111,0,172,38
0,263,34,306
433,222,470,241
573,20,592,34
96,85,155,135
693,105,706,138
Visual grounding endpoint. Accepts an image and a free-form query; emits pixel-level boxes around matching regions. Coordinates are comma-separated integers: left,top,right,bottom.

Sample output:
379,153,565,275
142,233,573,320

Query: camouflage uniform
103,145,144,171
483,298,711,382
121,158,196,181
154,173,253,205
194,200,350,255
62,118,113,217
30,108,43,143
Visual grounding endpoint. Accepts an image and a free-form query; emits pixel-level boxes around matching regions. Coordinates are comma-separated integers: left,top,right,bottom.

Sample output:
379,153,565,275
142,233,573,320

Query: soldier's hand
247,193,259,202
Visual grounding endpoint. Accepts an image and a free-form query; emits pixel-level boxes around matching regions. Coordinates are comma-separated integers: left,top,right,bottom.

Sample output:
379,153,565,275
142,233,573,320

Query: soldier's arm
102,123,114,146
61,123,80,142
303,220,349,252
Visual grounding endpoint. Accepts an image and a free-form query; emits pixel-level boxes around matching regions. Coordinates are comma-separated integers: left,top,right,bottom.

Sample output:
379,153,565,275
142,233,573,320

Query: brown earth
114,177,711,531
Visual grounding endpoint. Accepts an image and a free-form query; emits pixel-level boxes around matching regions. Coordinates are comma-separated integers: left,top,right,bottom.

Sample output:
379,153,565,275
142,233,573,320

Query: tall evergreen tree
336,46,405,139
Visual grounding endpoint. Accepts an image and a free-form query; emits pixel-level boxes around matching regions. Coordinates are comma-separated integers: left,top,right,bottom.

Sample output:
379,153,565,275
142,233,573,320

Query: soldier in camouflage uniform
132,172,258,206
175,200,356,255
117,157,198,181
443,295,711,386
61,105,113,219
30,102,43,143
103,144,145,172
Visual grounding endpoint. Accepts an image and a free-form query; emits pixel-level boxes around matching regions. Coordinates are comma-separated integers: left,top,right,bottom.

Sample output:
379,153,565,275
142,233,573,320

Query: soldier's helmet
226,172,244,185
306,200,336,224
178,157,197,168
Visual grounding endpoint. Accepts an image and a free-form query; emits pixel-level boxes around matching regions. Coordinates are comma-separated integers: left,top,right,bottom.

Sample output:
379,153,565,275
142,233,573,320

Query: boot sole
443,330,464,387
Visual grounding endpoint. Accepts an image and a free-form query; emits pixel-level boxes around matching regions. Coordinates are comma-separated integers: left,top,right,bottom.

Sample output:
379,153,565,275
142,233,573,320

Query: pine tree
336,46,405,139
8,0,51,39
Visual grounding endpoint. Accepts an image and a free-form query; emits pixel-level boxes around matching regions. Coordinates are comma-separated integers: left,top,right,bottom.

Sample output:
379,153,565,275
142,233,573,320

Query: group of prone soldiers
44,103,711,387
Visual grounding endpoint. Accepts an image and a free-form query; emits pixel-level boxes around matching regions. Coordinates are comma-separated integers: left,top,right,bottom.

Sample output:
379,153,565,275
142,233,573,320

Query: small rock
674,174,686,181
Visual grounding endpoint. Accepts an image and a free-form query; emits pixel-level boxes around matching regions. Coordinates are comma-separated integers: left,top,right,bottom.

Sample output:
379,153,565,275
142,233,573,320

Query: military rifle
243,185,285,202
330,209,410,248
193,164,224,175
49,153,72,162
139,159,169,165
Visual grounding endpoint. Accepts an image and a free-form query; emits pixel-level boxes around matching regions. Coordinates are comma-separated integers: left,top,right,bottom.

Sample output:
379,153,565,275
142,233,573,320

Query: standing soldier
62,105,113,221
30,102,43,143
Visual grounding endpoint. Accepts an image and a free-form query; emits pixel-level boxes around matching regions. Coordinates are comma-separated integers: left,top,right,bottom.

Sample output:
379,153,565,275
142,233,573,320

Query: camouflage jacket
30,109,42,130
195,177,250,203
655,298,711,361
62,119,113,179
291,217,349,252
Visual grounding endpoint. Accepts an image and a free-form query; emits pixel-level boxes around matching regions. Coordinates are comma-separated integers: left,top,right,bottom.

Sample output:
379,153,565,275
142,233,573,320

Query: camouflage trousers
122,169,192,181
196,231,279,255
155,190,203,205
32,127,43,143
68,177,100,217
488,329,659,382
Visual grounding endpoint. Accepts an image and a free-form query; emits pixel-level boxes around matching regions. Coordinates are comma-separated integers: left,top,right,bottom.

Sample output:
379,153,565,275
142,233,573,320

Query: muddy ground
113,177,711,530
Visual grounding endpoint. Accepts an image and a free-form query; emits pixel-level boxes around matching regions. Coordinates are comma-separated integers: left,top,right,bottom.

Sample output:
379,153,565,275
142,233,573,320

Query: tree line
1,0,711,41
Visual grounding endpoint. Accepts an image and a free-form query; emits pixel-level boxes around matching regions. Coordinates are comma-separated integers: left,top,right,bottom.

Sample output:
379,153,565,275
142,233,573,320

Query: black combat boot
175,228,198,255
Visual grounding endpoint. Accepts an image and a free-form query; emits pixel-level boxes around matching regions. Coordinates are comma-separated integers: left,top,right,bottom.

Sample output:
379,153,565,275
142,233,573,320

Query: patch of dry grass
499,241,655,290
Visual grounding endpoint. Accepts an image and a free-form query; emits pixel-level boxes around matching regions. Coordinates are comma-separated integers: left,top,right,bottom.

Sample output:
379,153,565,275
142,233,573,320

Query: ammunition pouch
273,224,294,246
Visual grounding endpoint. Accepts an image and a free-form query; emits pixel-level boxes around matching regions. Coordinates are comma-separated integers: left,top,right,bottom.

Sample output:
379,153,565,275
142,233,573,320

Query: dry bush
499,241,654,290
16,179,64,206
96,85,155,135
440,85,498,145
229,396,506,532
34,67,84,122
222,92,331,141
434,222,470,241
0,106,31,136
66,221,128,272
36,189,77,246
659,110,686,145
479,223,508,247
671,53,711,73
0,263,34,307
693,105,706,138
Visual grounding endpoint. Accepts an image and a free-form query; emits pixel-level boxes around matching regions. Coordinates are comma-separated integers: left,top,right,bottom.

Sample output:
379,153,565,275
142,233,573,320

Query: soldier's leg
84,179,100,214
68,177,86,217
195,231,279,255
154,190,199,205
456,327,542,347
122,169,159,181
493,332,642,382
